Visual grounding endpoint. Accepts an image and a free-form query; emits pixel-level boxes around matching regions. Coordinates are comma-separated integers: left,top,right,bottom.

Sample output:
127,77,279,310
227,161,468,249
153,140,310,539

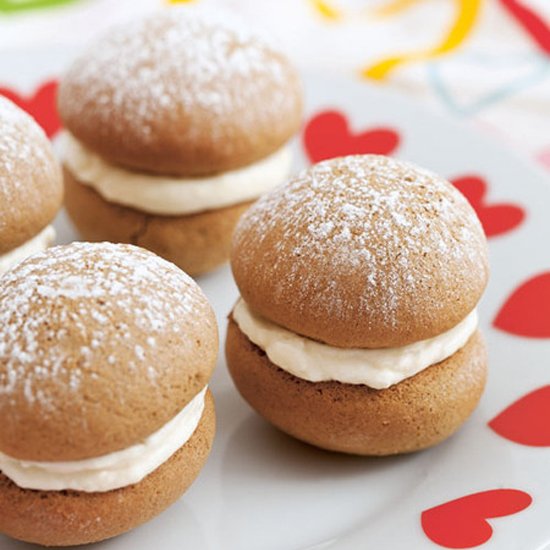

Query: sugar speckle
59,6,298,159
0,96,53,234
135,345,145,361
0,242,209,408
233,155,488,344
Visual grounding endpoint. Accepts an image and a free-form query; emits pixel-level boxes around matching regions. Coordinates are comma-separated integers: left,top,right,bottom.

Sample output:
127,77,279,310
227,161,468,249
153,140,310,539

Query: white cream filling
0,387,207,493
0,225,55,276
60,132,293,215
232,300,478,389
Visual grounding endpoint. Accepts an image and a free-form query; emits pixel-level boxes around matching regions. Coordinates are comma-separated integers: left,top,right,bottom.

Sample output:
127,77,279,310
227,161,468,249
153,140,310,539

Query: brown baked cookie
226,154,490,455
0,392,215,547
64,169,253,277
0,96,62,255
58,7,302,176
227,319,486,455
0,242,218,546
58,8,301,277
231,155,489,348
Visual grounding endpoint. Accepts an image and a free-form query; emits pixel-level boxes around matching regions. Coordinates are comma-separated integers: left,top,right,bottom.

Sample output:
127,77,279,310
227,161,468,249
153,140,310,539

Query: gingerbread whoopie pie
227,155,489,456
0,96,62,275
0,242,217,546
58,7,302,277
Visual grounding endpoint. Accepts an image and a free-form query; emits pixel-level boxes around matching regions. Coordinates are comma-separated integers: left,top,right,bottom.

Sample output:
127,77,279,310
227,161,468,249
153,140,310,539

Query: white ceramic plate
1,49,550,550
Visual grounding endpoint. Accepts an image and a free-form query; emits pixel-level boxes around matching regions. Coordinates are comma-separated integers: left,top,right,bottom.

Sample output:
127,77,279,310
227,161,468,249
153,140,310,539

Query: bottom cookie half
226,319,487,456
64,168,252,277
0,391,215,547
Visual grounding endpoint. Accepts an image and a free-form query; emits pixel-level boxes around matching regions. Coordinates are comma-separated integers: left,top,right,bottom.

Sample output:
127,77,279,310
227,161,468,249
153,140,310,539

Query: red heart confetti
537,147,550,170
489,385,550,446
494,272,550,338
451,176,525,238
0,80,61,138
422,489,532,548
303,109,400,163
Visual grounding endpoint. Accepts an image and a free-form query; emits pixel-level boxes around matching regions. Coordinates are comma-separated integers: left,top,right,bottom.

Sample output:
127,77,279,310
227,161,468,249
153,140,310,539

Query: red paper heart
494,272,550,337
0,80,61,138
303,110,400,163
489,385,550,446
422,489,532,548
451,176,525,238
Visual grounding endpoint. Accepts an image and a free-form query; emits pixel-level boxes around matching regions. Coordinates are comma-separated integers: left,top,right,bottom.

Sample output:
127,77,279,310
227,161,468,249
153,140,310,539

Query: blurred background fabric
0,0,548,171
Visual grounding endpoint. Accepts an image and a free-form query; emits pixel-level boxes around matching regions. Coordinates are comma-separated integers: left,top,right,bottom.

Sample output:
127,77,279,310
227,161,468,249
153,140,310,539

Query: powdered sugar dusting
60,6,295,146
234,155,488,344
0,242,210,407
0,97,49,222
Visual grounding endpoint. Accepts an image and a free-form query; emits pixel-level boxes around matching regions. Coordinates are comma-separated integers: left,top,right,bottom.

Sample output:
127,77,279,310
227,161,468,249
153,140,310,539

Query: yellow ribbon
309,0,422,21
371,0,421,18
308,0,482,81
363,0,482,80
308,0,341,20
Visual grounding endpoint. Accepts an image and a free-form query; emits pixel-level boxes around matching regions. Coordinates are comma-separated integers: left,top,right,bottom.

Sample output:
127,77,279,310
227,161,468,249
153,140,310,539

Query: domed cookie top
0,242,218,462
58,7,303,176
232,155,488,349
0,97,62,254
